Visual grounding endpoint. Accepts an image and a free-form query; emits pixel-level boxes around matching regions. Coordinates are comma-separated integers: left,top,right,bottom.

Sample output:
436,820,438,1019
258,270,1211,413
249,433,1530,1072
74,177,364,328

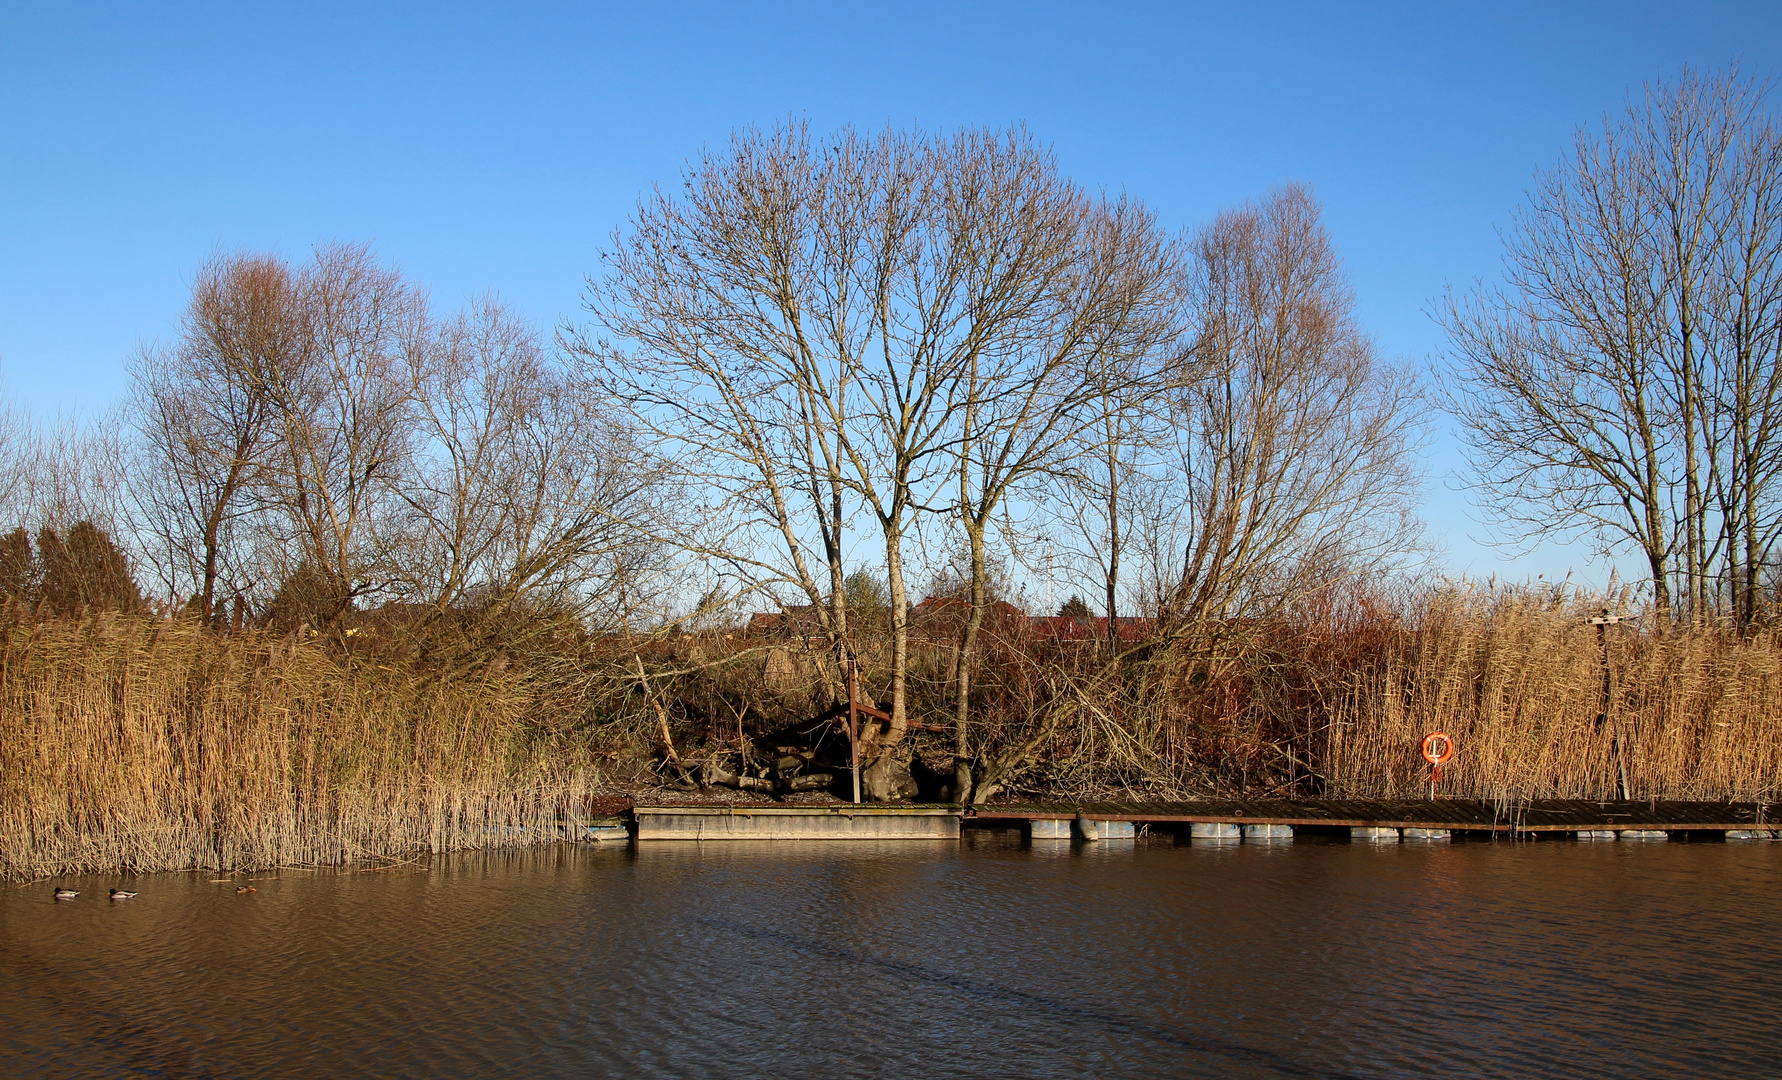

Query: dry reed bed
1324,590,1782,802
0,616,602,880
966,588,1782,803
7,592,1780,879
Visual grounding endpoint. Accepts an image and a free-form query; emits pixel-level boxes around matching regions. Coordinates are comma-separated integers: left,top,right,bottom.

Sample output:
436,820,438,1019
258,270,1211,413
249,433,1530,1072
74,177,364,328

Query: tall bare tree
260,242,426,628
580,124,949,797
1154,185,1421,625
129,254,295,620
579,122,1193,798
403,296,666,632
1444,67,1782,623
1704,80,1782,625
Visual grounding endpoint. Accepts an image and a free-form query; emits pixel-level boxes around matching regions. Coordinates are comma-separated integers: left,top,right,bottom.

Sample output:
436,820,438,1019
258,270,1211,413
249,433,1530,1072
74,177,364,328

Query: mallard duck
235,885,256,894
109,889,137,900
53,887,78,900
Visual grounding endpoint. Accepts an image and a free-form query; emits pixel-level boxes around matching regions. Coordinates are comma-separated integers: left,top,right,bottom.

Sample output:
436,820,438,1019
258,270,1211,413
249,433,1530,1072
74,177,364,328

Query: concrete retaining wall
634,805,961,841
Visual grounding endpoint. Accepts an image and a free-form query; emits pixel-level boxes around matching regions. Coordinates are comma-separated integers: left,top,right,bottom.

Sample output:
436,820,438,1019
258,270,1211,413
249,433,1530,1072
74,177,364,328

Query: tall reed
924,583,1782,803
0,614,603,880
1323,588,1782,802
8,585,1779,881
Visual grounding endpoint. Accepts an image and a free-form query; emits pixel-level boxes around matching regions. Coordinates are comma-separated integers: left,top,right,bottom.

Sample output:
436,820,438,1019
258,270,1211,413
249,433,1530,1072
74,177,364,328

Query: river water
3,830,1777,1079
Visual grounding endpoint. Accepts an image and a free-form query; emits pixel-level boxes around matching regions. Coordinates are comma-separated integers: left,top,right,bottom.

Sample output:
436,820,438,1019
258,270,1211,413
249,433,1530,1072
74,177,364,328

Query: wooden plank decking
618,798,1778,835
966,799,1780,832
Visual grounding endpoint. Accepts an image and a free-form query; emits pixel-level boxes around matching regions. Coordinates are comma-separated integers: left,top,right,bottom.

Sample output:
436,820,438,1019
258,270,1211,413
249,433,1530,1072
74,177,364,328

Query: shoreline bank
11,796,1776,879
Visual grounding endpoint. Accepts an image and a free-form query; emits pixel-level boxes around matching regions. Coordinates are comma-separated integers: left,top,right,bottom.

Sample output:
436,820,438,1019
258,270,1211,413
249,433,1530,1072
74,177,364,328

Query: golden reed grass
0,615,604,880
7,586,1778,879
944,584,1782,804
1320,588,1782,803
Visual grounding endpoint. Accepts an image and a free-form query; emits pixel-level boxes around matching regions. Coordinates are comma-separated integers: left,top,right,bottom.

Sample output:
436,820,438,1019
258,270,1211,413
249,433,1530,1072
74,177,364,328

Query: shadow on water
699,915,1374,1080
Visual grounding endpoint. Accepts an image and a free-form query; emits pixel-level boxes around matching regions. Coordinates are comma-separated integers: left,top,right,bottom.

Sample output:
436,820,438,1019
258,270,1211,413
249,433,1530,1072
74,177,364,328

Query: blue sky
3,2,1780,584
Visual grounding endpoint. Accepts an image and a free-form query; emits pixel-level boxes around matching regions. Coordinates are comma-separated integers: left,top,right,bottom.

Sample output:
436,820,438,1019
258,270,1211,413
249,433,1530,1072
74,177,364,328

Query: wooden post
1590,611,1628,800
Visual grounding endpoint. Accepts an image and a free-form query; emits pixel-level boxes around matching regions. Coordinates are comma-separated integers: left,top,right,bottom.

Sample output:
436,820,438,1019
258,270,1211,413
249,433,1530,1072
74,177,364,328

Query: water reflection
3,836,1778,1078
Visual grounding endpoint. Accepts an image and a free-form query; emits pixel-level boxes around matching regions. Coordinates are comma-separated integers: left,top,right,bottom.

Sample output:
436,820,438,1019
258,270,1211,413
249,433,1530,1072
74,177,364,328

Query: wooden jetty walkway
968,799,1778,833
614,799,1778,841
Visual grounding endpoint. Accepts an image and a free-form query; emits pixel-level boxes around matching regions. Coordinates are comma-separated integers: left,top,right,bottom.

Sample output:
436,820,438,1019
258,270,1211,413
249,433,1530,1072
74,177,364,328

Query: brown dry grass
929,583,1782,805
0,614,605,880
1322,587,1782,803
7,584,1779,879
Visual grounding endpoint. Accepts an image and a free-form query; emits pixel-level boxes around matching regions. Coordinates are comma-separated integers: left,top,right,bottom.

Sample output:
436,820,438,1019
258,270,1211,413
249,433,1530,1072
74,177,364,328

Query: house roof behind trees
747,597,1154,645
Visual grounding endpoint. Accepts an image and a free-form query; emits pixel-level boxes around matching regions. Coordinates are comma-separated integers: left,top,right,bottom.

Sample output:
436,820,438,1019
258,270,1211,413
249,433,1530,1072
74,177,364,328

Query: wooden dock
612,798,1778,840
968,799,1779,834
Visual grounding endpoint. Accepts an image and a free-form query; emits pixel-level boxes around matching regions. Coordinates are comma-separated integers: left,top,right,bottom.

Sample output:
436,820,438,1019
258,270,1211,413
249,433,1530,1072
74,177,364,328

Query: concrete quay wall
634,805,961,841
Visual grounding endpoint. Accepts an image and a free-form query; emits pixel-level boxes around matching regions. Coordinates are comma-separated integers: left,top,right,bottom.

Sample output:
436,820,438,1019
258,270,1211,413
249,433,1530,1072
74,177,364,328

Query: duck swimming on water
53,888,77,901
109,889,137,900
235,886,256,894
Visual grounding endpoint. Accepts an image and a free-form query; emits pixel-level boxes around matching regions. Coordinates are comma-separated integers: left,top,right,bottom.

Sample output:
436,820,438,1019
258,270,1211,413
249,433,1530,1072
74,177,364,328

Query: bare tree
403,296,666,633
578,123,955,799
260,242,426,628
129,253,295,620
1705,81,1782,625
1155,185,1421,625
1444,67,1782,623
941,176,1187,802
580,123,1192,798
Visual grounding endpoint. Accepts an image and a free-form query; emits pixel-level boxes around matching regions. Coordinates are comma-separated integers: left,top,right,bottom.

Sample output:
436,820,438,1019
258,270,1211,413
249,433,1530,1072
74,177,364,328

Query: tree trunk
882,512,910,747
953,520,988,803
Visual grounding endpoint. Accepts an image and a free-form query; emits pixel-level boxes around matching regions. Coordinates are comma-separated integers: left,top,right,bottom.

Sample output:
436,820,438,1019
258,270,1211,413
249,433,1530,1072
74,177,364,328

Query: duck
109,889,137,900
235,885,257,894
53,887,78,901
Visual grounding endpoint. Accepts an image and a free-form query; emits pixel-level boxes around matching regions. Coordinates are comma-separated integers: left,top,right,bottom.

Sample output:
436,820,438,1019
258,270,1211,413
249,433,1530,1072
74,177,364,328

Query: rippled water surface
3,832,1778,1078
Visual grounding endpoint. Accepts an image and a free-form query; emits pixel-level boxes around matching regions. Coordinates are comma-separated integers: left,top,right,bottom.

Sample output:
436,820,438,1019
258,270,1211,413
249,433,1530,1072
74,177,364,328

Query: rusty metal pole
847,660,861,804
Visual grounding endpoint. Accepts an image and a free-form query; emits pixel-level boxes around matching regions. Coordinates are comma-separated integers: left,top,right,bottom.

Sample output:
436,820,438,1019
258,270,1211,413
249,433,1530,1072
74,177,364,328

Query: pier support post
1619,830,1668,841
1576,830,1617,841
1029,819,1071,840
1351,826,1400,843
1242,824,1293,842
1726,830,1774,840
1402,828,1450,841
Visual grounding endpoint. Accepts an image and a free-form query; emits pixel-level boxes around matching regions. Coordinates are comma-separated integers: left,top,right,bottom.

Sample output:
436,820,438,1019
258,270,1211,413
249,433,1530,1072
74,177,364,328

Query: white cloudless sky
3,2,1779,587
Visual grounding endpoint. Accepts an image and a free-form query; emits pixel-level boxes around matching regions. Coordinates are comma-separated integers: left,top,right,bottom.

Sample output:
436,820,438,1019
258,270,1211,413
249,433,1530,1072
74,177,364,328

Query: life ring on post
1422,732,1455,787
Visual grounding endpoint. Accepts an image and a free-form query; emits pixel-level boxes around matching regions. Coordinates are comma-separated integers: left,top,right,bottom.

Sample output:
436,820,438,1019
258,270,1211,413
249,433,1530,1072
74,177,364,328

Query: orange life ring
1422,732,1454,767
